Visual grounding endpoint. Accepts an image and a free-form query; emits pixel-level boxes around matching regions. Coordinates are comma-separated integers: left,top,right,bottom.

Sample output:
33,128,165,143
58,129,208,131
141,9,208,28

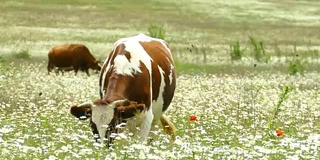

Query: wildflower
139,150,146,159
56,128,63,132
189,115,197,121
79,148,93,155
0,126,12,134
175,138,183,145
117,133,128,139
276,129,285,137
93,134,99,139
115,122,127,129
110,133,118,138
47,155,58,160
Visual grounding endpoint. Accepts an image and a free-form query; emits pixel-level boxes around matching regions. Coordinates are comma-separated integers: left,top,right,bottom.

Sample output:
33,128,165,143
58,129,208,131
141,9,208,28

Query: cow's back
48,44,93,67
71,44,96,63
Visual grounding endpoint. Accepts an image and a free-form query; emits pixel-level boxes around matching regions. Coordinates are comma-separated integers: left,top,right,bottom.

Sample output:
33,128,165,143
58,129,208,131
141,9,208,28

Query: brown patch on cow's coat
124,52,132,62
115,101,146,119
99,44,125,98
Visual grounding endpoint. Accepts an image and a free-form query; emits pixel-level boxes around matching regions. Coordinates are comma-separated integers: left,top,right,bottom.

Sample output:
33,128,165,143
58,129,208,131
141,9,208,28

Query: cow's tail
160,114,176,143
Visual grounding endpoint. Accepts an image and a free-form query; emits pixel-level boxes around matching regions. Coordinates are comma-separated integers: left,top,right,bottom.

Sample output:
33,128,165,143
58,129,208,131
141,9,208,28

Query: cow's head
90,60,102,72
70,99,146,147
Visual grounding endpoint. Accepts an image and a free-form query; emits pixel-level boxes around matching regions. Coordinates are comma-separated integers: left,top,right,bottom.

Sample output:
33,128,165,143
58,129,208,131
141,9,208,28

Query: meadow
0,0,320,159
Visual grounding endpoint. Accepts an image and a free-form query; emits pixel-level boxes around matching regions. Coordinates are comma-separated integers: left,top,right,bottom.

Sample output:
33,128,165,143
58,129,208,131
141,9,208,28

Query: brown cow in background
47,44,101,76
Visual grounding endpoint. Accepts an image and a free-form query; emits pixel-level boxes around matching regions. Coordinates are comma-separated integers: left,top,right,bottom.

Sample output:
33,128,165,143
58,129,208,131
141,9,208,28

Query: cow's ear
116,102,146,119
70,102,93,120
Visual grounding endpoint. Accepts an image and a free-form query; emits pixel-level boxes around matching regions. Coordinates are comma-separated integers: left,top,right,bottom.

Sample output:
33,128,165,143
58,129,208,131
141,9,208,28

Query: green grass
148,23,166,40
248,36,270,63
288,58,306,76
175,60,320,75
11,50,31,59
229,40,243,61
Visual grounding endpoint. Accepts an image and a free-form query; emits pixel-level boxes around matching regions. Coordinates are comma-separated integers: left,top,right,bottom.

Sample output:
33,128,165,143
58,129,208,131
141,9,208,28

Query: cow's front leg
139,108,154,143
89,119,100,142
126,119,137,139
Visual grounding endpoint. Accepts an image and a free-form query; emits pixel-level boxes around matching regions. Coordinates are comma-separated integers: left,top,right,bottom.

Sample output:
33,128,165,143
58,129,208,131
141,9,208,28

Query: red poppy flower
189,115,197,121
276,129,285,137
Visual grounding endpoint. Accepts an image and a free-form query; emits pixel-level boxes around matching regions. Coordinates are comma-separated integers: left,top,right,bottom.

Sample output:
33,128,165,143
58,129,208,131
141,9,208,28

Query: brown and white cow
70,34,177,147
47,44,101,76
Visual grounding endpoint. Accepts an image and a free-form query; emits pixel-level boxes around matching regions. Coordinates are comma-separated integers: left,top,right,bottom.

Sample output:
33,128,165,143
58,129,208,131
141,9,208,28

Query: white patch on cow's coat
91,104,115,140
113,55,142,76
151,66,166,120
166,57,175,85
118,35,153,77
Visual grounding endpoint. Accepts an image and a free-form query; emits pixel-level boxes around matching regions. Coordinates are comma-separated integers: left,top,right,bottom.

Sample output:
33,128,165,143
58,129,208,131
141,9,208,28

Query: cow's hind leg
73,66,79,76
160,114,176,143
47,62,54,75
147,119,161,145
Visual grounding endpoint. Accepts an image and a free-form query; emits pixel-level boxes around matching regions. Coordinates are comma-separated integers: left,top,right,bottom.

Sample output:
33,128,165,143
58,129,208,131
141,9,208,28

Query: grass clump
148,23,166,40
288,56,306,76
268,85,293,130
229,40,243,61
249,37,270,63
13,50,31,59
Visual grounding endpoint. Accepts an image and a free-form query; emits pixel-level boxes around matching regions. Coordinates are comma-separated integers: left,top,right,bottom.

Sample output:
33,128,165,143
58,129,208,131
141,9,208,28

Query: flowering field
1,0,320,159
0,62,319,159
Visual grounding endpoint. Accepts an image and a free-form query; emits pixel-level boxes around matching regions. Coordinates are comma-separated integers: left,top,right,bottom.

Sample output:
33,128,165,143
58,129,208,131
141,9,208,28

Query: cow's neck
102,73,150,107
103,76,129,103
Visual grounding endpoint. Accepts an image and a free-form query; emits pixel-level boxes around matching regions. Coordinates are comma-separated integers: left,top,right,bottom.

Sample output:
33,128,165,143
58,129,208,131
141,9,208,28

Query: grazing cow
47,44,101,76
70,33,176,147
